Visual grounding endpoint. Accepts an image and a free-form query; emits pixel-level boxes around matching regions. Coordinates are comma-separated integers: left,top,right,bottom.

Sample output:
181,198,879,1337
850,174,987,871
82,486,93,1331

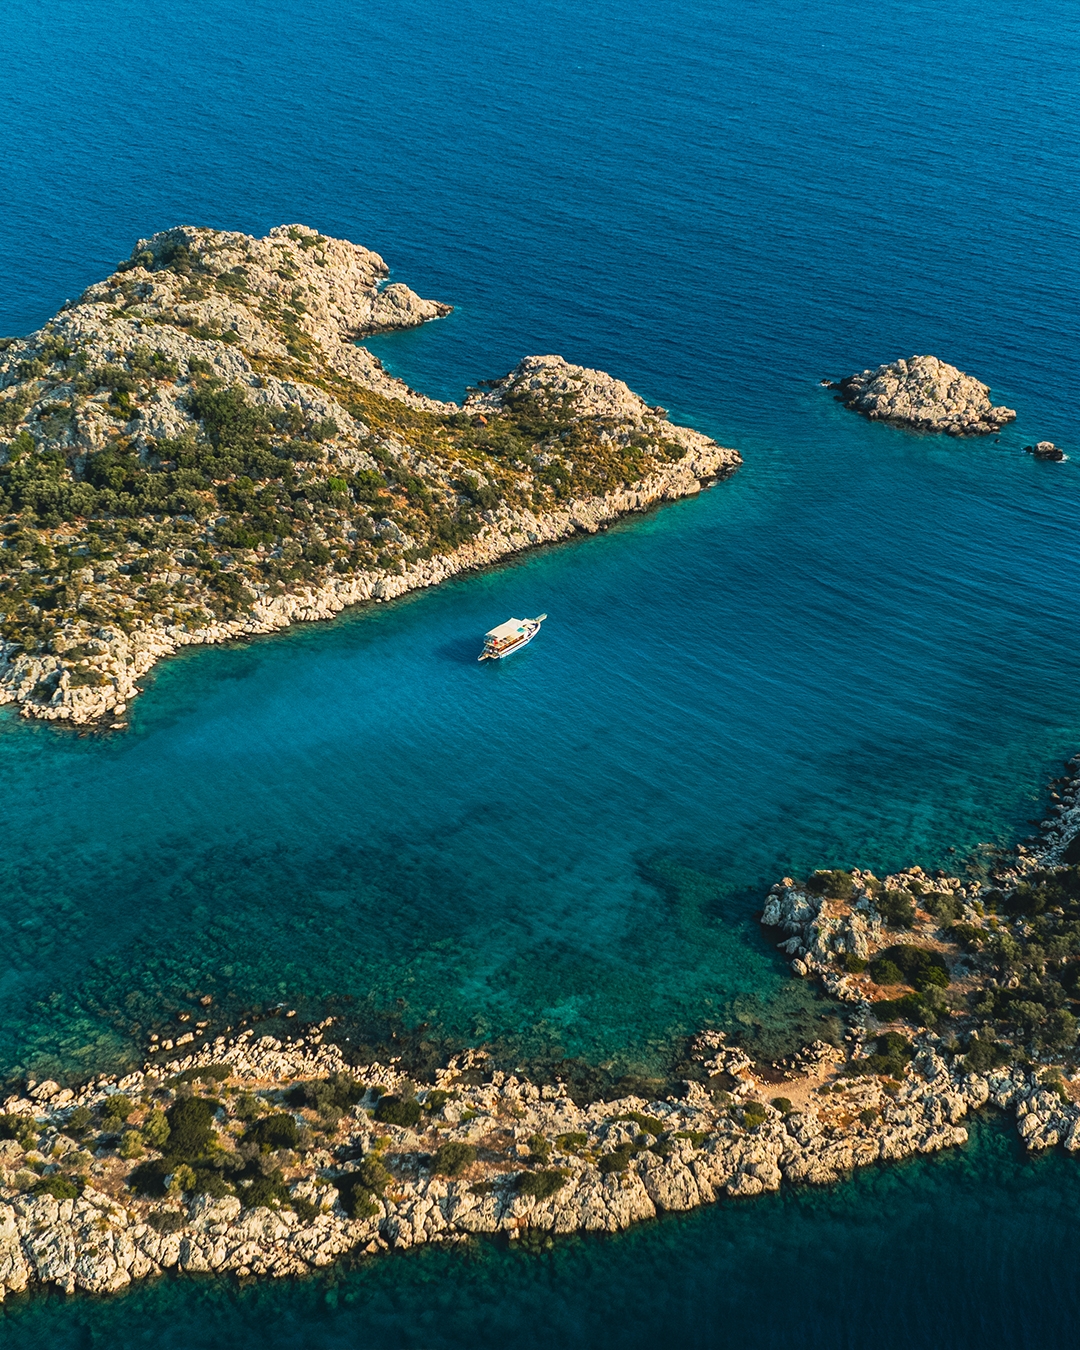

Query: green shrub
147,1210,184,1234
527,1133,551,1162
861,1031,914,1078
873,993,932,1027
517,1169,567,1199
234,1092,263,1122
243,1112,299,1150
190,1167,233,1199
870,944,949,991
598,1145,635,1174
844,953,868,974
555,1132,588,1154
374,1095,422,1128
234,1171,289,1209
949,922,985,949
119,1129,144,1159
962,1037,1010,1074
164,1096,216,1161
740,1102,768,1129
859,1107,879,1126
770,1097,793,1114
423,1090,450,1114
870,958,904,986
291,1195,319,1223
64,1106,91,1134
805,870,854,900
170,1164,197,1194
167,1063,231,1088
924,892,963,925
617,1111,665,1137
286,1073,363,1115
142,1109,171,1147
128,1160,169,1197
101,1094,133,1124
32,1175,81,1200
1039,1070,1070,1102
351,1156,392,1194
432,1142,476,1176
314,1155,390,1217
877,891,916,928
0,1114,30,1141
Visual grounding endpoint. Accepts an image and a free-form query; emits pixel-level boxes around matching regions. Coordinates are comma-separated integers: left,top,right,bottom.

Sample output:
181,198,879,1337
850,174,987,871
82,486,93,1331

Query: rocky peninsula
0,225,740,726
2,760,1080,1301
830,354,1016,435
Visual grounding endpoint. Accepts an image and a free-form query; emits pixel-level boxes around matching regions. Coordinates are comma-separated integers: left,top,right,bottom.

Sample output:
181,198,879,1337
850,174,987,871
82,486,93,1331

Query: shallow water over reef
1,405,1078,1078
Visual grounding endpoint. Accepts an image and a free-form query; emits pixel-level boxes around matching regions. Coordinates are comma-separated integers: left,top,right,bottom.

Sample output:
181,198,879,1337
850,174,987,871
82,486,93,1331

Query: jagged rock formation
830,354,1016,435
0,1018,1046,1300
0,226,740,725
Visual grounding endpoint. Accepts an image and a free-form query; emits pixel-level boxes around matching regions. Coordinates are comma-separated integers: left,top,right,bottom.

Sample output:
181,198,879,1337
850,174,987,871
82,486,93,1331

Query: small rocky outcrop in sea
828,354,1016,435
1025,441,1067,461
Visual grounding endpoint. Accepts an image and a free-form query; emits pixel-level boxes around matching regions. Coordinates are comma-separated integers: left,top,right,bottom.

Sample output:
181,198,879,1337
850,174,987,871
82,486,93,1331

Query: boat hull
489,627,538,659
478,618,544,660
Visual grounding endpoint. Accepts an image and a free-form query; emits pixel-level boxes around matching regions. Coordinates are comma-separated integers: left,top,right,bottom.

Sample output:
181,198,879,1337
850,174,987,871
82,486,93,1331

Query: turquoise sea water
3,0,1080,1339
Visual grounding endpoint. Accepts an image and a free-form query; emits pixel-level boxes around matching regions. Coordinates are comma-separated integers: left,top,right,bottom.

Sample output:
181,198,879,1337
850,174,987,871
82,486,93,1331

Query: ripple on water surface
1,416,1078,1078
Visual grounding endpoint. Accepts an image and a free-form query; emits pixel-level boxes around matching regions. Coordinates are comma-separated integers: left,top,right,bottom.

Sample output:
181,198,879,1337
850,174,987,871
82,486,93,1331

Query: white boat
478,614,547,661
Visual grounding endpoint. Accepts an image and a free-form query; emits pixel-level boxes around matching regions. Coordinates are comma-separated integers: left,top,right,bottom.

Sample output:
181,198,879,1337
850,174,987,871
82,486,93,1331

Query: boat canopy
485,619,527,640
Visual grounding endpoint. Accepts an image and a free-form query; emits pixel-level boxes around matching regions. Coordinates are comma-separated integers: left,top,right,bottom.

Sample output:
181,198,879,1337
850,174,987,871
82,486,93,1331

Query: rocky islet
829,353,1016,435
0,225,740,726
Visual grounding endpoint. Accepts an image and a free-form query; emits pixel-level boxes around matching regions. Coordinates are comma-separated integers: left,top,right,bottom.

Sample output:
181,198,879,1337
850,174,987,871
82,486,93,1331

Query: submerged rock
829,354,1015,435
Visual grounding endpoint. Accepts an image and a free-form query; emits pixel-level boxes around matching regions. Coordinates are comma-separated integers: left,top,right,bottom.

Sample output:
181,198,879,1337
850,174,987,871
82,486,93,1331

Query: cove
1,401,1078,1078
3,0,1080,1335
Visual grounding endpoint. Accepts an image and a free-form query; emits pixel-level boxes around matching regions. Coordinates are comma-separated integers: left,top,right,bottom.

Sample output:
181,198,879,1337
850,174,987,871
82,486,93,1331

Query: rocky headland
2,761,1080,1301
0,225,740,726
829,354,1016,435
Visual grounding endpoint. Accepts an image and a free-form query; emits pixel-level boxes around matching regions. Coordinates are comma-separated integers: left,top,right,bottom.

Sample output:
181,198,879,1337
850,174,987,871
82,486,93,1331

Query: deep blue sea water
3,0,1080,1341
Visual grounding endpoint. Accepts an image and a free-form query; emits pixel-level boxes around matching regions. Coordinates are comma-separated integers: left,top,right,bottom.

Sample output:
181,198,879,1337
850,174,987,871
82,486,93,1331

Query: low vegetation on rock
0,224,740,725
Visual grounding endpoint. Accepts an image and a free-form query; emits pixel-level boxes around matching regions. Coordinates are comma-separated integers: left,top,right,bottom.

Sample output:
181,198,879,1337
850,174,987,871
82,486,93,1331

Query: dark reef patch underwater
3,0,1080,1339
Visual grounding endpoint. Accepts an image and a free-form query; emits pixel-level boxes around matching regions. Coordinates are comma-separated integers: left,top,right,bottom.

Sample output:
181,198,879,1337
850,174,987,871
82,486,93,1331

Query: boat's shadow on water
434,636,484,665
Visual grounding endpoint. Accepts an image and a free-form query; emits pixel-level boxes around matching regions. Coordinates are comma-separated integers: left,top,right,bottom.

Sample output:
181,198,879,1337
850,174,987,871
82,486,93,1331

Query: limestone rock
832,354,1015,435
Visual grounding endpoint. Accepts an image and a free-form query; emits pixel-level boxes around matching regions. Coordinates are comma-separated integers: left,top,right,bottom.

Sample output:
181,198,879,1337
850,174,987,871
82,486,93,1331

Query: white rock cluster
833,354,1015,435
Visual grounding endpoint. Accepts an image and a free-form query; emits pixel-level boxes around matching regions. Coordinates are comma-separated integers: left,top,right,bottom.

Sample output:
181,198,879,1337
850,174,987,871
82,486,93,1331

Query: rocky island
0,225,740,726
2,760,1080,1301
830,354,1016,435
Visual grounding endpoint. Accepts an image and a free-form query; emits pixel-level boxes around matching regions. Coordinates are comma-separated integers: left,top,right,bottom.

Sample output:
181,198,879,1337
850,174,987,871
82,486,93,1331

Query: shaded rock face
831,354,1015,435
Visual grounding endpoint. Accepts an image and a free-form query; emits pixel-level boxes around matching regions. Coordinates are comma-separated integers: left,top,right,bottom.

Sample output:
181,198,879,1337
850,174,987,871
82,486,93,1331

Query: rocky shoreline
0,432,736,729
0,226,740,727
829,353,1016,435
2,762,1080,1301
